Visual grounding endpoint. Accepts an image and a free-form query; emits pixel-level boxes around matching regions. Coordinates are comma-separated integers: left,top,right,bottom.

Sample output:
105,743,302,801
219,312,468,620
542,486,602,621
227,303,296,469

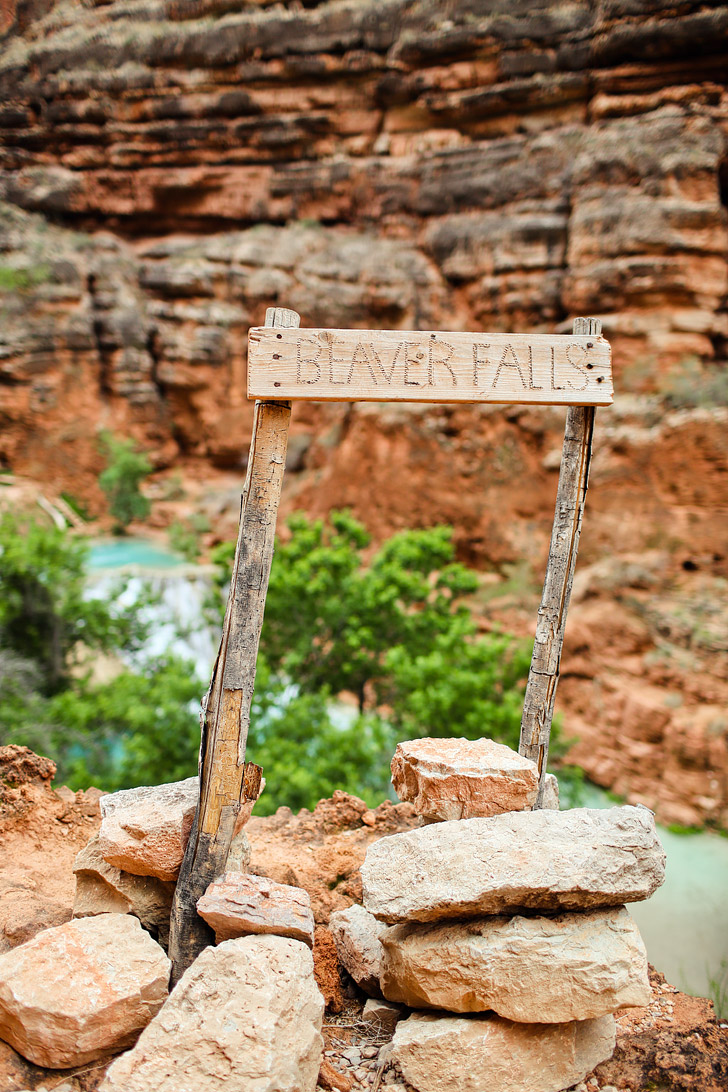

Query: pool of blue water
87,538,183,570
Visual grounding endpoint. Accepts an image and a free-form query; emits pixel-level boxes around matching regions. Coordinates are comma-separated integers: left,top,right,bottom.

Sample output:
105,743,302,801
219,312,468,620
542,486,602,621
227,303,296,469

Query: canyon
0,0,727,826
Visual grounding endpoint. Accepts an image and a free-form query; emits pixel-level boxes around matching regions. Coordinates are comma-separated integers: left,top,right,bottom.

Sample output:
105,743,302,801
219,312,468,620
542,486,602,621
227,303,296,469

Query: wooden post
168,306,299,983
518,317,601,806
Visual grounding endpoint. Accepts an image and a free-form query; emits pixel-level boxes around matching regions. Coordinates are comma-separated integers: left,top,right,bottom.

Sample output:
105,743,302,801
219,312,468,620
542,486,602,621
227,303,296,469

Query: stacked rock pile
333,737,667,1092
0,775,326,1091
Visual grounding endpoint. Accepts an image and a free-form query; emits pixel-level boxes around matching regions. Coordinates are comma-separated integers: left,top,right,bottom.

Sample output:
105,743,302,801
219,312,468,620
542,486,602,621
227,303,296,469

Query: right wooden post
519,316,602,806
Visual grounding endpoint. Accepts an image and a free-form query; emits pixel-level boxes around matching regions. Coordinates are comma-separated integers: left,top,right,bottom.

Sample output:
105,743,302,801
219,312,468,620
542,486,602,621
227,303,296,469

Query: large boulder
362,806,665,924
380,907,650,1021
99,935,324,1092
328,904,387,995
391,737,539,821
0,914,170,1068
197,871,315,947
97,778,198,882
73,835,175,945
391,1011,616,1092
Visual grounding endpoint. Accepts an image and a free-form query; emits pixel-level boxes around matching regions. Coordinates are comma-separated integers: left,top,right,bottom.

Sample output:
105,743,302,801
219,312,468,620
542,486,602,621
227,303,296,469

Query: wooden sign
248,327,612,406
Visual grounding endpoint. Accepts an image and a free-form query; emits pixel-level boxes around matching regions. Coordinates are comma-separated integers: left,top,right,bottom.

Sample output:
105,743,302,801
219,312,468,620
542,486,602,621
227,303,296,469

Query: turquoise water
87,537,184,570
581,783,728,1002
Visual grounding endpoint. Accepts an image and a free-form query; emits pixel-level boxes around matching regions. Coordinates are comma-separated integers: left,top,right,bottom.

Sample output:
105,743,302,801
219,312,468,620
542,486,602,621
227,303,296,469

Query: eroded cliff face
0,0,727,825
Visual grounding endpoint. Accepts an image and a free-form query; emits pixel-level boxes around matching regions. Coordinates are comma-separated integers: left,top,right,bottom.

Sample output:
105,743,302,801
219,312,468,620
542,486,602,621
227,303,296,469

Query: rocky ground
0,747,726,1092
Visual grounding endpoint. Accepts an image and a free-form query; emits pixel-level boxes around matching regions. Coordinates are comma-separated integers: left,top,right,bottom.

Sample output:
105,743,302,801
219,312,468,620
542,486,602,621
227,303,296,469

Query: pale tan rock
97,777,198,882
99,935,324,1092
73,835,175,945
391,737,539,821
0,914,170,1068
197,871,314,947
362,806,666,924
380,907,650,1021
391,1011,616,1092
543,773,560,809
362,998,403,1034
328,903,387,994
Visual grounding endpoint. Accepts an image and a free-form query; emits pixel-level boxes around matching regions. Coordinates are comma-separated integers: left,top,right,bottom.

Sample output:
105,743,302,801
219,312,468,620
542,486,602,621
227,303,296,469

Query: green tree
211,512,534,809
0,514,201,791
98,432,152,531
260,511,482,712
0,513,144,694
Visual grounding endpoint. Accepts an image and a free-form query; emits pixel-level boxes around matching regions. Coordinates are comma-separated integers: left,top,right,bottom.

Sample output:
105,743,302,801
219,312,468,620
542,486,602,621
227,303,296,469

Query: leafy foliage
213,512,534,809
1,510,536,812
98,432,152,531
0,513,144,694
0,514,200,790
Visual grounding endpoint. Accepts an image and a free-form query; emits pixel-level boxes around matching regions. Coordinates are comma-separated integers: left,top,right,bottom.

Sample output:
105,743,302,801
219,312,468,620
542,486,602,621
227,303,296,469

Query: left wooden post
168,306,299,984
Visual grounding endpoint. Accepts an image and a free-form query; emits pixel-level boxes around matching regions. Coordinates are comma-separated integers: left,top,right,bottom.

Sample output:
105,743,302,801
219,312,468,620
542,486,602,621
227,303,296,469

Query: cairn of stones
0,775,325,1090
0,737,666,1092
331,737,666,1092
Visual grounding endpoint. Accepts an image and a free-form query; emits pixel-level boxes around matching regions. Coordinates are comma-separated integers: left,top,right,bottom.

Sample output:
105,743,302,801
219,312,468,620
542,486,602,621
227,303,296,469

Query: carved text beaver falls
248,328,613,406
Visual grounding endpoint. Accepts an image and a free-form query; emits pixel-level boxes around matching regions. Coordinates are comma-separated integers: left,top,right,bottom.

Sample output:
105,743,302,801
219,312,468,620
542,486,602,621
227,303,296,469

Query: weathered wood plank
519,317,601,806
248,327,612,406
168,306,298,984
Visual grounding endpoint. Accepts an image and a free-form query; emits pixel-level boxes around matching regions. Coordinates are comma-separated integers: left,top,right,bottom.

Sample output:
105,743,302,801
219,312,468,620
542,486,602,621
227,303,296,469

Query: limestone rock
543,773,559,809
362,806,666,924
0,914,170,1068
362,998,403,1034
99,935,324,1092
97,778,198,882
380,907,650,1021
197,871,314,947
391,1011,616,1092
73,835,175,945
329,904,387,994
391,738,539,821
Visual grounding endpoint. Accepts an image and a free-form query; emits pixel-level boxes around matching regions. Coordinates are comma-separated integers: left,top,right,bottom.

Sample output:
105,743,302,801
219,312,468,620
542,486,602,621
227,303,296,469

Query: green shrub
98,432,152,531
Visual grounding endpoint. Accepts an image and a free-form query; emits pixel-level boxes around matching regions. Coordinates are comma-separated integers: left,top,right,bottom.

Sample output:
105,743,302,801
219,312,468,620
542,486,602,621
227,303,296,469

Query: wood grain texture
519,317,601,806
168,307,298,984
248,327,612,406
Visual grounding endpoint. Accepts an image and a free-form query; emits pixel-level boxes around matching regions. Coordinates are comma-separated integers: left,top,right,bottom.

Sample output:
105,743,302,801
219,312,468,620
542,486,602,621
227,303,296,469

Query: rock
0,914,170,1068
543,773,559,809
362,806,666,924
391,1011,616,1092
319,1057,353,1092
362,998,403,1034
97,778,198,882
329,903,387,994
380,906,650,1021
226,828,251,872
99,935,324,1092
197,871,314,947
73,835,175,945
391,738,539,821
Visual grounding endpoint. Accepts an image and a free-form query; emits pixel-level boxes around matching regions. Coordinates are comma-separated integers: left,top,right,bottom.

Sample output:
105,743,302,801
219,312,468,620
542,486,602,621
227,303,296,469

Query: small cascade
85,539,219,682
